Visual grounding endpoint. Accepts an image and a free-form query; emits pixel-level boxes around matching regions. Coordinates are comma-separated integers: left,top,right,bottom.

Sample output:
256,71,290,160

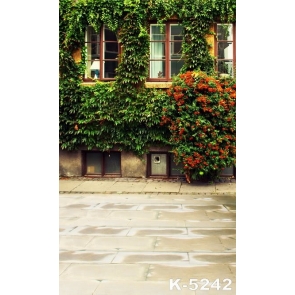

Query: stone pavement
59,177,236,195
59,178,236,295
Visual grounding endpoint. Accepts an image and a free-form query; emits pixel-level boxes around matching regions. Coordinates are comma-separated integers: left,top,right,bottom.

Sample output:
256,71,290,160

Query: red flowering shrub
161,71,236,182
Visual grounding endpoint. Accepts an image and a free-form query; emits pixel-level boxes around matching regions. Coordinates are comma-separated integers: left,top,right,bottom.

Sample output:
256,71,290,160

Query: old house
59,0,236,180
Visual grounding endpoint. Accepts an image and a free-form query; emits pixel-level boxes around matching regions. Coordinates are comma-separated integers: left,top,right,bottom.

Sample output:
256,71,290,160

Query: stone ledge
145,82,172,88
81,82,173,89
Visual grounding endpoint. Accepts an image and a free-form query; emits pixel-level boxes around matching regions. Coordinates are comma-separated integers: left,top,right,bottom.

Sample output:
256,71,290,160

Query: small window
215,23,235,77
220,166,235,177
84,25,119,80
84,151,121,176
169,155,183,176
147,152,184,177
149,23,184,81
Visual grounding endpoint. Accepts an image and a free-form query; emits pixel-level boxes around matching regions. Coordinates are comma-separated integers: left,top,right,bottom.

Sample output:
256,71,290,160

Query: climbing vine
59,0,236,179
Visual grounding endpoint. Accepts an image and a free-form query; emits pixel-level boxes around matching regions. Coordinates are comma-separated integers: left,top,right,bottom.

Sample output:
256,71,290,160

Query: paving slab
108,210,158,219
205,211,236,221
127,227,188,236
158,211,210,221
184,228,236,237
59,208,89,218
107,181,147,192
60,263,149,281
128,219,186,227
136,204,183,211
183,205,228,211
210,195,236,203
59,263,71,275
59,250,117,263
223,204,236,211
154,236,225,252
59,196,85,207
146,263,234,281
61,217,132,227
62,220,134,228
97,202,140,209
188,253,236,264
59,180,84,192
219,236,236,250
215,182,236,193
72,181,116,192
93,281,196,295
59,235,94,250
85,236,157,251
60,280,101,295
186,221,236,228
112,252,189,264
85,210,112,218
71,225,131,236
59,217,79,226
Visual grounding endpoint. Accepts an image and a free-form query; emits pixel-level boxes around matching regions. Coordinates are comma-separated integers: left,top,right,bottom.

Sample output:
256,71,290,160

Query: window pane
104,152,121,174
150,61,165,78
102,25,119,79
104,43,119,59
220,166,234,176
170,60,184,76
170,156,184,176
103,61,118,78
104,26,117,41
90,59,100,79
217,60,233,75
150,42,165,59
171,24,183,38
170,41,182,57
218,42,233,59
85,26,100,79
217,24,233,40
86,152,102,174
151,25,166,40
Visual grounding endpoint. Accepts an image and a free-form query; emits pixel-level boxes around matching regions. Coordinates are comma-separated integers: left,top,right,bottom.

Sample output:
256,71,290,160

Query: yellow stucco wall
206,24,215,57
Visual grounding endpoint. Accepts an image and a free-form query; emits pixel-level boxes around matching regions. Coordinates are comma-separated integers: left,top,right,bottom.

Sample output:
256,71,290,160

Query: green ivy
59,0,236,166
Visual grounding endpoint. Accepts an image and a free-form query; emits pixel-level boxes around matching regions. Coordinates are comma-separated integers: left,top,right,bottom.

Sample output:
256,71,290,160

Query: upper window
84,25,119,80
149,23,184,81
215,23,235,77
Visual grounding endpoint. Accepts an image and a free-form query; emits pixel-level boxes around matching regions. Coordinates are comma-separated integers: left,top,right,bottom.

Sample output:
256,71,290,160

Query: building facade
59,0,236,179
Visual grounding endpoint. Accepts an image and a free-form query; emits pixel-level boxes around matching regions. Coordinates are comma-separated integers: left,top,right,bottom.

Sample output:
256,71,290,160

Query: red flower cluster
179,71,195,87
161,70,236,182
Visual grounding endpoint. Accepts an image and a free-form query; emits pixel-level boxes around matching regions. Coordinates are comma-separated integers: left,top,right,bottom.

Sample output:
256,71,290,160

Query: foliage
60,82,171,155
59,0,236,177
59,0,236,84
161,71,236,182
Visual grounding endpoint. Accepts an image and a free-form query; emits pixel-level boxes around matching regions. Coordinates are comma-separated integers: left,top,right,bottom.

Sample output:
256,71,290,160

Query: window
149,23,184,81
83,151,121,176
84,25,119,80
215,23,235,77
147,152,184,177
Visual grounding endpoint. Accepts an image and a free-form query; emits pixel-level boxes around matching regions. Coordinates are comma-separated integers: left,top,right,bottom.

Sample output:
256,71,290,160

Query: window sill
81,81,173,88
145,82,172,88
81,81,112,86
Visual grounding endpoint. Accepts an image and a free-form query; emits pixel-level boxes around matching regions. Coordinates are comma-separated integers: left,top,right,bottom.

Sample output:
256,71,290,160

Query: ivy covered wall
59,0,236,179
